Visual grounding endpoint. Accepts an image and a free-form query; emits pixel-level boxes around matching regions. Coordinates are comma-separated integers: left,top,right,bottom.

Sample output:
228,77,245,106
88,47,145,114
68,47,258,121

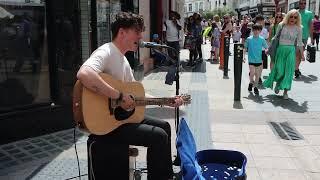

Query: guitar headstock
180,94,192,105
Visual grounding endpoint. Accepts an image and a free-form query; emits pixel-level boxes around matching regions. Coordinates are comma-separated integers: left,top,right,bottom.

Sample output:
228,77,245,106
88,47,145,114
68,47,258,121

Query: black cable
64,126,85,180
65,174,88,180
73,127,82,180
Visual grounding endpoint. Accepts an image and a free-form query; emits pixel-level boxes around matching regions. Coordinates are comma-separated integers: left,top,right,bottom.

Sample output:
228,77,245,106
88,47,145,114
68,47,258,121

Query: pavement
1,41,320,180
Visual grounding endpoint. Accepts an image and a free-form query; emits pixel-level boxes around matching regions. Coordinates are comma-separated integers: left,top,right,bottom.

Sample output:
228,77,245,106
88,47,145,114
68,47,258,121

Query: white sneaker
283,93,289,100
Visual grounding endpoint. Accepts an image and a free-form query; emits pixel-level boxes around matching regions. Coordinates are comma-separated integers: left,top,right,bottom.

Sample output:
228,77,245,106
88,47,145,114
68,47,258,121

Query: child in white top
233,26,242,43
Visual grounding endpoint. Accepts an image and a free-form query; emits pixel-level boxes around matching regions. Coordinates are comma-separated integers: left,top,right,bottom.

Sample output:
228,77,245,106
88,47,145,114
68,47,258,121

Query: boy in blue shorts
244,24,268,95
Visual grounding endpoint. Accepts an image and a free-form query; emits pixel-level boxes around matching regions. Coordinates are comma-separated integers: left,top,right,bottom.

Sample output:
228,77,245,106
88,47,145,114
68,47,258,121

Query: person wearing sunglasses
263,9,304,100
295,0,314,78
269,12,285,70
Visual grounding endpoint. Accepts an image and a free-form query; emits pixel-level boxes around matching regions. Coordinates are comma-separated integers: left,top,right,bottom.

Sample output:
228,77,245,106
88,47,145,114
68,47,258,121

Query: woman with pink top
263,9,304,100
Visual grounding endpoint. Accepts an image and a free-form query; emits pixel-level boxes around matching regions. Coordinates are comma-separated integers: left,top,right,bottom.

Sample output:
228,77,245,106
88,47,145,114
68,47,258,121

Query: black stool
87,135,130,180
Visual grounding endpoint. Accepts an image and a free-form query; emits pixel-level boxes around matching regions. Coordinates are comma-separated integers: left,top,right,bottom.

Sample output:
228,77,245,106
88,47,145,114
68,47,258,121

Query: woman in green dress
263,9,305,100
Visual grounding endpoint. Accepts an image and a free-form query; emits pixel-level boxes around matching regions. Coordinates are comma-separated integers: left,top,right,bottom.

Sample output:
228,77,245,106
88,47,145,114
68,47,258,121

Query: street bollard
223,36,230,78
234,43,243,101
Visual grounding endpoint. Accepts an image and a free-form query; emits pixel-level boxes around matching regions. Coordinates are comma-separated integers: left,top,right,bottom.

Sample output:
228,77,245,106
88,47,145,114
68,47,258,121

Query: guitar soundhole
114,107,135,121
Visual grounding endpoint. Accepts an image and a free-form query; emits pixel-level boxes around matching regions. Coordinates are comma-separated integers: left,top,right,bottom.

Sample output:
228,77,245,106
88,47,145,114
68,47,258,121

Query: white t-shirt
260,27,269,40
82,42,135,82
233,31,242,42
163,19,180,42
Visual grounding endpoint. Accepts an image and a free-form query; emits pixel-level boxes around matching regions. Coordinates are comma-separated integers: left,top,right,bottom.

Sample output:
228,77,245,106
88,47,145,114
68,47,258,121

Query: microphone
139,41,170,49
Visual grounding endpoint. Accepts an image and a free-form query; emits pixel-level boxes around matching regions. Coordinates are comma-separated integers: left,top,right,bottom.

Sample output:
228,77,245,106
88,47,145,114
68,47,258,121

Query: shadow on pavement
264,94,308,113
243,93,308,113
180,61,206,73
293,74,318,84
153,60,207,73
146,107,187,119
233,101,244,109
244,92,265,104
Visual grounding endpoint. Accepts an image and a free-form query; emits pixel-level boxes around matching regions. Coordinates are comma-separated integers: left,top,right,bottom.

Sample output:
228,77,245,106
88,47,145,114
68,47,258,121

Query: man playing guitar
76,12,183,180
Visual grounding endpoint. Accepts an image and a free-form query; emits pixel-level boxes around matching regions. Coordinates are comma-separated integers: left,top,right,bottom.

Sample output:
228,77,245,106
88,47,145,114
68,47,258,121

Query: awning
0,6,14,19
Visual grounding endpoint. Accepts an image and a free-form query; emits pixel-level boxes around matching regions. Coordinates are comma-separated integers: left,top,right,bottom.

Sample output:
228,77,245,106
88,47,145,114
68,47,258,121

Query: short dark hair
255,14,264,22
252,23,263,31
111,12,144,40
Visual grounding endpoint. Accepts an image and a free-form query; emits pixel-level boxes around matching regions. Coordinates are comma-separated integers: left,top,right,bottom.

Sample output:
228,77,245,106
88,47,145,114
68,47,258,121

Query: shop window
0,1,49,112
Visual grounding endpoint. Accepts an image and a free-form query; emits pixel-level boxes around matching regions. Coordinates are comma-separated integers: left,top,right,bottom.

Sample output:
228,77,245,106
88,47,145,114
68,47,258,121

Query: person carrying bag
267,24,284,59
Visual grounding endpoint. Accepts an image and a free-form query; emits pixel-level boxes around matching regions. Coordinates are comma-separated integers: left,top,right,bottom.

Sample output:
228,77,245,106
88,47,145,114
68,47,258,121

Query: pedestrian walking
232,26,241,43
210,22,220,61
253,14,269,84
295,0,314,78
244,24,269,95
163,11,182,64
312,15,320,50
240,15,251,44
263,9,304,100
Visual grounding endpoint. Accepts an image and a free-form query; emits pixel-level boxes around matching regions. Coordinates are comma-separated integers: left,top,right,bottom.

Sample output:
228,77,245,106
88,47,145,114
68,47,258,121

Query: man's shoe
172,156,181,166
248,83,253,91
172,171,182,180
295,70,300,78
254,87,259,95
275,88,279,94
186,61,193,66
298,69,302,75
283,93,289,100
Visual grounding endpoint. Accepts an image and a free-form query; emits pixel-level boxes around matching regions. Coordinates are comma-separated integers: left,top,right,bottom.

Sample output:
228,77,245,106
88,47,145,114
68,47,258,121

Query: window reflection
0,1,49,112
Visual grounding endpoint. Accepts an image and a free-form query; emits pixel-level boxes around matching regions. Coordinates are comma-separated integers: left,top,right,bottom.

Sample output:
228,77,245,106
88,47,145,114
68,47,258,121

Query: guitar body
82,73,145,135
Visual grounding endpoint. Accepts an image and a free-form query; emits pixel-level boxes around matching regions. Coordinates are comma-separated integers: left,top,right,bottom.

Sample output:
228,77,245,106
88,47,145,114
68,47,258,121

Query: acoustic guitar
73,73,191,135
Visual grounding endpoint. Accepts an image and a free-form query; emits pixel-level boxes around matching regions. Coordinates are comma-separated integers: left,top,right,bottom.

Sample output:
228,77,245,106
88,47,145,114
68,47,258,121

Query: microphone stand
165,46,181,166
150,44,181,166
165,46,180,133
151,46,181,131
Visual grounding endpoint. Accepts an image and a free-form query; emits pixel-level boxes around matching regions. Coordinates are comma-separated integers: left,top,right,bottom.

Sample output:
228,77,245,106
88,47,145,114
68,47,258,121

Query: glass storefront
0,0,81,144
92,0,141,78
0,0,141,144
0,1,49,112
94,0,138,47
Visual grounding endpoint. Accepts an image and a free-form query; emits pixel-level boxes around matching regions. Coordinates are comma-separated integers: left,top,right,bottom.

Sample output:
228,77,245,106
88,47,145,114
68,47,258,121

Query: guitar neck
135,97,174,106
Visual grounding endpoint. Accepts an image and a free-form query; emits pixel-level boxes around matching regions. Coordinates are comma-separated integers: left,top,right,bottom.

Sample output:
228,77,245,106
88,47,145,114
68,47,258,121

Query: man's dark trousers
167,41,180,63
88,116,173,180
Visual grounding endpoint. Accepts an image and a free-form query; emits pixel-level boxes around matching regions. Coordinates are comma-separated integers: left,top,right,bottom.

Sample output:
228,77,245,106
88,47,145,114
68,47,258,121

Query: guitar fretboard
134,97,174,106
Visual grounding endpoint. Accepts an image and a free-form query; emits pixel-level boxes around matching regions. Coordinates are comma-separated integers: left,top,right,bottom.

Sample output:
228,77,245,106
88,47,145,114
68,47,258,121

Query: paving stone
6,149,21,154
20,157,34,163
0,152,5,157
4,161,19,168
15,142,30,147
28,149,43,154
13,153,27,159
0,156,12,163
34,153,49,159
2,145,15,151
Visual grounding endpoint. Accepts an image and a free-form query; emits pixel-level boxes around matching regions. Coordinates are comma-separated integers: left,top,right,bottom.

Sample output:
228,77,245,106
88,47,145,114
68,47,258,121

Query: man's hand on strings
169,95,184,108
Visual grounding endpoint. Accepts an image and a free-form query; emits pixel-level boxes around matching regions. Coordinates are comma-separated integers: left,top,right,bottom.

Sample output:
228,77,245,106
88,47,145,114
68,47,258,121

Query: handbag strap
275,24,284,39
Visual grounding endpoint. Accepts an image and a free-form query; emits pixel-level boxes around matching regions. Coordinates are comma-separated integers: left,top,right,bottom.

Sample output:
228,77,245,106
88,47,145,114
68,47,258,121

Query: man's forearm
77,66,120,99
